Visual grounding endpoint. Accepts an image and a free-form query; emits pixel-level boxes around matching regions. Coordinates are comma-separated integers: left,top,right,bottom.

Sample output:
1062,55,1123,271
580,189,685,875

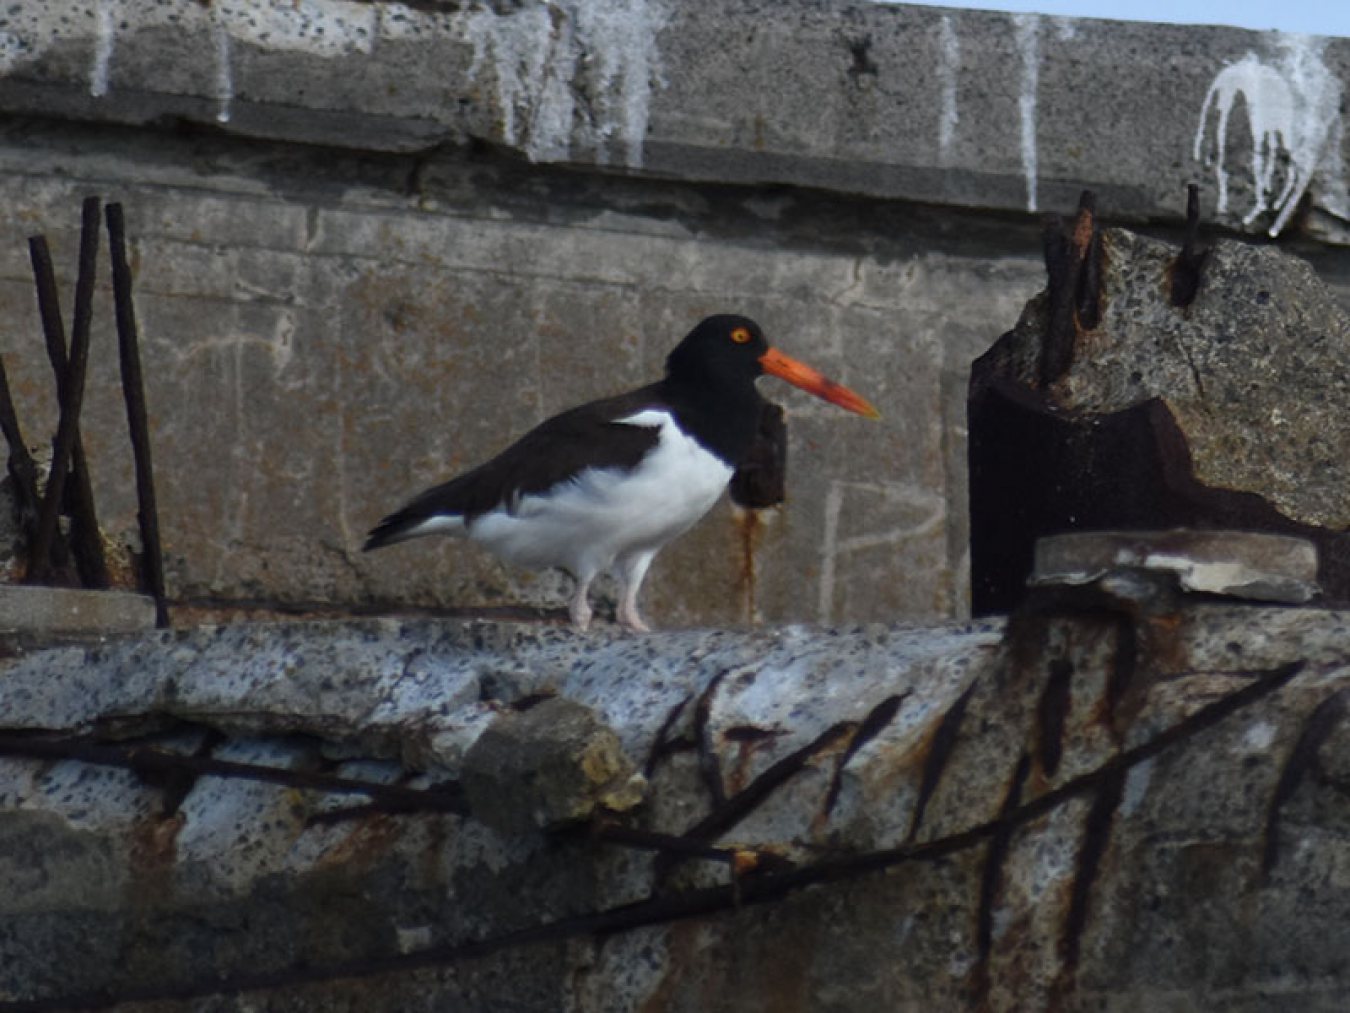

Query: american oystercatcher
364,315,879,631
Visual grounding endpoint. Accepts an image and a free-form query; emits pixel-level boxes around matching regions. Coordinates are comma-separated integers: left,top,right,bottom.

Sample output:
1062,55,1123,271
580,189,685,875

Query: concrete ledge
1,608,1349,1007
0,585,157,638
3,2,1349,238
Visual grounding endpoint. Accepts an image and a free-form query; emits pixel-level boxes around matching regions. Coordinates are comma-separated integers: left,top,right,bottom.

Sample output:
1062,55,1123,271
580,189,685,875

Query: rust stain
127,810,186,907
734,507,765,623
723,725,786,798
316,812,401,872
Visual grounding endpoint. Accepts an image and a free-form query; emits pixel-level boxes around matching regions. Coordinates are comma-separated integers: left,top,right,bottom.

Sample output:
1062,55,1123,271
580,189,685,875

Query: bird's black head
664,314,769,389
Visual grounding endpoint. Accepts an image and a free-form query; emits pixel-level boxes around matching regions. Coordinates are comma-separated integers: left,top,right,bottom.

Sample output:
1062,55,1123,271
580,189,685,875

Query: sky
888,1,1350,37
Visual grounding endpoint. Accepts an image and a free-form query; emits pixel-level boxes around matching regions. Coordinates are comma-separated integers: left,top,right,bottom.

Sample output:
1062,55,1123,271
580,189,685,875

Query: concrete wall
0,1,1347,627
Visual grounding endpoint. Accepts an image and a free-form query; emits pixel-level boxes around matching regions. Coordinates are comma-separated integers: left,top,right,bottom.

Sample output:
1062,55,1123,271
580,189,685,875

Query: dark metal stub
729,402,787,509
1039,191,1104,388
1169,182,1209,307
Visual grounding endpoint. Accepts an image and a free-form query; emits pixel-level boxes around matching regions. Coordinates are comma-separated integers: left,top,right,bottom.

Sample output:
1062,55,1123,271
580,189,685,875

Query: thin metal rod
0,732,468,814
28,235,110,588
106,201,169,627
0,355,40,547
28,196,100,584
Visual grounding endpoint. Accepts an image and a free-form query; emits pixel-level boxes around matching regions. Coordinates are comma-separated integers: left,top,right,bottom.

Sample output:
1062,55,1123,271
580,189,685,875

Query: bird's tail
363,505,465,551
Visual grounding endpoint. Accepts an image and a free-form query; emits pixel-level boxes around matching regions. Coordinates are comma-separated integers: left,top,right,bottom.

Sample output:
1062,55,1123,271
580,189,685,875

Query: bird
363,314,879,631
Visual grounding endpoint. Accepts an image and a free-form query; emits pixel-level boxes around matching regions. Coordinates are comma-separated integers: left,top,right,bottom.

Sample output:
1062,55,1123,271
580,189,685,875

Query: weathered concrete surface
0,2,1349,626
997,230,1350,531
969,224,1350,611
0,605,1348,1009
3,2,1350,240
0,123,1034,627
0,584,156,637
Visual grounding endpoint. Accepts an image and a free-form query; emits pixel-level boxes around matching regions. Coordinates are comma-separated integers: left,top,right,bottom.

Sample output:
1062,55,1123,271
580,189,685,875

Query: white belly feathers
465,409,733,580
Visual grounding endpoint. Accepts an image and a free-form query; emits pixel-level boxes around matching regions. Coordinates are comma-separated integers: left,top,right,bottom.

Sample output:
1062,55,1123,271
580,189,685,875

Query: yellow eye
730,326,752,344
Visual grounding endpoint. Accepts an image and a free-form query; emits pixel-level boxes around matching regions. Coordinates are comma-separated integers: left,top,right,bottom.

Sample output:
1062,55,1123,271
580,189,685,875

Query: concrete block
0,585,156,638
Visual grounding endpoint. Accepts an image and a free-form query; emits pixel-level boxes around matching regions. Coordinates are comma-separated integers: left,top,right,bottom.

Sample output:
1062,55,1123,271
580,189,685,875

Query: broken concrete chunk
461,696,646,835
1031,529,1321,603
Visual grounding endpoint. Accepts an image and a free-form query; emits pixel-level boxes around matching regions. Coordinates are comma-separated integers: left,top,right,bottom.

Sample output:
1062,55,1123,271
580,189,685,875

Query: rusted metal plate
1031,529,1320,604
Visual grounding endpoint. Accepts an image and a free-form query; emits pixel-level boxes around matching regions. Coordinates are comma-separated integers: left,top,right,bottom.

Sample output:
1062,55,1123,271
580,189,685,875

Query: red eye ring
730,326,752,344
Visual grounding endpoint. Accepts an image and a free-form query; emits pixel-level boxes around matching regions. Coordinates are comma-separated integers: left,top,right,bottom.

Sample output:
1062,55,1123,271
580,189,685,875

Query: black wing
363,385,665,550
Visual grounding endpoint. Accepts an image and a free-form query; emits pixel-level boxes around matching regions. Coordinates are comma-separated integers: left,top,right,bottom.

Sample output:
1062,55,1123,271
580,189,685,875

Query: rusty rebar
590,821,793,873
0,731,469,814
0,356,41,548
28,196,100,584
28,234,110,588
728,402,786,509
1073,191,1102,330
1040,191,1103,387
1040,213,1075,387
106,202,169,627
1171,182,1208,307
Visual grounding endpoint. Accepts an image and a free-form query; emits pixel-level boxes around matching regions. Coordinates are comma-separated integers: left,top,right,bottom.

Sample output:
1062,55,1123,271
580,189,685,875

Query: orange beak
759,347,881,420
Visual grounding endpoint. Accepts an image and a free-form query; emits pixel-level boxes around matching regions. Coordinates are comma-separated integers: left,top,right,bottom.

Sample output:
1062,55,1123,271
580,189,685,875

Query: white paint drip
461,0,668,167
1013,14,1039,213
936,15,959,162
1193,37,1344,237
90,0,116,98
819,482,843,624
213,8,234,124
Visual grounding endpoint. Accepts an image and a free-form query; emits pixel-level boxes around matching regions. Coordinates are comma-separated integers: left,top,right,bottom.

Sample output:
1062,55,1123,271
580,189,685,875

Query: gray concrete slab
2,2,1349,239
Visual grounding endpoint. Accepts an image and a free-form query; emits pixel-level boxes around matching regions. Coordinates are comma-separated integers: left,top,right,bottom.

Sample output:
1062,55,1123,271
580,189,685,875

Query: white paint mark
1119,756,1154,816
579,0,668,168
1013,14,1039,213
818,481,946,623
1242,720,1277,753
819,482,843,624
213,8,234,124
462,0,668,167
1193,37,1344,236
1052,18,1077,41
937,15,960,162
90,0,116,98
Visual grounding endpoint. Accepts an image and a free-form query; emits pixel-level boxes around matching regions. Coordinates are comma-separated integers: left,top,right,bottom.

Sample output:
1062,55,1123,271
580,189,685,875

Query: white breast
466,409,733,581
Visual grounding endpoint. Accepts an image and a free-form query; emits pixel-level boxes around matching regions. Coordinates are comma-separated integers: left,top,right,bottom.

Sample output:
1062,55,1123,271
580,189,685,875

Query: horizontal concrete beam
3,2,1350,240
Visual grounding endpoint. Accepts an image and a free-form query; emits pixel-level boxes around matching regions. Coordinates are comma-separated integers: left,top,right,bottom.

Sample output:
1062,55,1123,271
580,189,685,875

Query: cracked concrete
0,604,1347,1008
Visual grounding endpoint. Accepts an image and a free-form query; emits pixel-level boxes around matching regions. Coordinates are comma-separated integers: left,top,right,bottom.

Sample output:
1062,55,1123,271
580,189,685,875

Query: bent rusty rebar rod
0,355,40,548
0,731,468,814
28,196,100,584
106,201,169,627
27,234,110,588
